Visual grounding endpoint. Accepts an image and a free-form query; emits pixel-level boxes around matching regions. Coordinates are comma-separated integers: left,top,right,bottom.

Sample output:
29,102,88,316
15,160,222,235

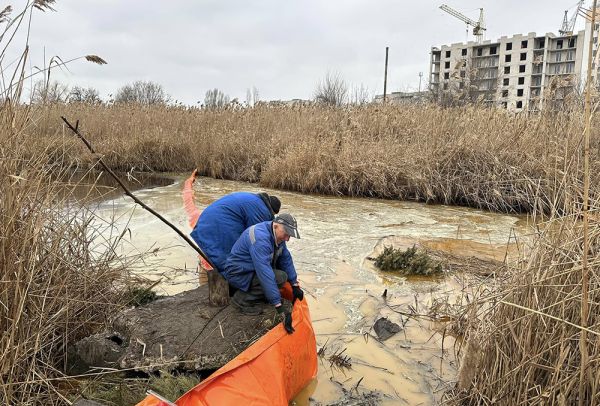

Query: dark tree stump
207,269,230,307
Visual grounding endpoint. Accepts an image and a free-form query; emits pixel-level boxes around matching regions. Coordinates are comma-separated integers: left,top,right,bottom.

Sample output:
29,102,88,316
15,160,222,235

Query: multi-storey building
430,29,591,111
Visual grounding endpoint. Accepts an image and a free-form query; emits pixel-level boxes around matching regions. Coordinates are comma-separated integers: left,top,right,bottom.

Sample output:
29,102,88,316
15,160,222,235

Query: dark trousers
233,269,288,307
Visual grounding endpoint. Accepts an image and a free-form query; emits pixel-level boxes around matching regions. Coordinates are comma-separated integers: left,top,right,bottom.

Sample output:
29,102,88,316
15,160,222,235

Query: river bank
30,102,600,215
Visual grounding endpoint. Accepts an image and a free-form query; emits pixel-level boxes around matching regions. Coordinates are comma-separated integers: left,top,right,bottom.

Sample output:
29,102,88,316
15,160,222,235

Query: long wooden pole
580,2,597,404
60,116,216,270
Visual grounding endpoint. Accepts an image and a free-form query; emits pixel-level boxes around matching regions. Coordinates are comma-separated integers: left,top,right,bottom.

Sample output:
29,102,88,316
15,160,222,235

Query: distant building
374,91,428,104
429,21,600,111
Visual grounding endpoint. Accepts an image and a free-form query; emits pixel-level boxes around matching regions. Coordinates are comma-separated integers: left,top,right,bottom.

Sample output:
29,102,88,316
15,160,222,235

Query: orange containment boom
136,288,317,406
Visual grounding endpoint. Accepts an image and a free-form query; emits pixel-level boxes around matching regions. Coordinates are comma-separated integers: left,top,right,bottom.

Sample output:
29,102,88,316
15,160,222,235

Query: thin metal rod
60,116,216,269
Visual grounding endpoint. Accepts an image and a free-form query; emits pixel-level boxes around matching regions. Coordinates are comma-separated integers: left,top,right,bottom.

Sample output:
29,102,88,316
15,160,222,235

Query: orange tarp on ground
136,285,317,406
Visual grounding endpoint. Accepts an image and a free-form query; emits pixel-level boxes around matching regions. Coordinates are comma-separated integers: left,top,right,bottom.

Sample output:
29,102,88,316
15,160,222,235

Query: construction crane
559,0,585,35
439,4,486,43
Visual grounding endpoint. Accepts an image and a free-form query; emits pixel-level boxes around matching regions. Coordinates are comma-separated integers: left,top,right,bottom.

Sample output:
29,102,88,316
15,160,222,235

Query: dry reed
441,116,600,403
0,3,142,404
35,101,597,214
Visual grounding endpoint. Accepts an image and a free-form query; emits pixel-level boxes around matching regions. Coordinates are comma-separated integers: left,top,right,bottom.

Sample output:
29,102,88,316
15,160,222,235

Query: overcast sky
15,0,590,104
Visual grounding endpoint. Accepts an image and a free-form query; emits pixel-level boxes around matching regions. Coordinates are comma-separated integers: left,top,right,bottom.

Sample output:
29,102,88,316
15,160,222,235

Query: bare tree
349,83,371,105
69,86,102,104
314,71,348,107
31,80,69,104
245,86,259,107
114,80,169,105
204,88,230,109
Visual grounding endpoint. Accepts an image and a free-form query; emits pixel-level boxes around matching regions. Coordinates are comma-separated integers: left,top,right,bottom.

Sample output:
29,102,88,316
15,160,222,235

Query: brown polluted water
92,175,530,405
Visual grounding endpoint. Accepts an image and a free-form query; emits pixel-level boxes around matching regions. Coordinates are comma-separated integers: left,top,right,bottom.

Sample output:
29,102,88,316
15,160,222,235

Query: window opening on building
517,89,524,97
521,40,528,48
490,46,497,55
446,50,451,58
445,61,450,69
462,48,467,56
520,52,527,61
502,90,509,97
504,66,510,74
506,42,512,51
519,65,526,73
566,62,574,73
516,101,523,108
557,39,563,49
568,38,575,48
477,48,483,56
503,78,509,86
518,77,525,85
505,54,511,62
444,72,449,79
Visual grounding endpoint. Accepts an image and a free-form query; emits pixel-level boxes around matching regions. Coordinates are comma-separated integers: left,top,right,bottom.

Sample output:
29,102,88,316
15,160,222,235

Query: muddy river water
92,174,530,405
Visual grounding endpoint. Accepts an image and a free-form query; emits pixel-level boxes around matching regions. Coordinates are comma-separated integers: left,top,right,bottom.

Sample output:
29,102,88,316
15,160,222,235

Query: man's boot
231,291,263,316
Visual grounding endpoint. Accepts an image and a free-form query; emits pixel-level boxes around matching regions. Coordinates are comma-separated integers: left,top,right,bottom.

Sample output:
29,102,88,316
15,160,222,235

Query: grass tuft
374,246,443,276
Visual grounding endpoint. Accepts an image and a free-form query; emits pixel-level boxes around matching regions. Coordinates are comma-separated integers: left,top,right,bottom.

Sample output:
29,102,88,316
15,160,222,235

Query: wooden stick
60,116,216,270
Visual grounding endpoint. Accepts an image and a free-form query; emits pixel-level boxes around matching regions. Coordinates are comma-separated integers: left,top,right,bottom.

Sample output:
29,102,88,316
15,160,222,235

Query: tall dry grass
37,101,597,214
0,2,141,404
437,93,600,402
443,196,600,404
0,147,140,404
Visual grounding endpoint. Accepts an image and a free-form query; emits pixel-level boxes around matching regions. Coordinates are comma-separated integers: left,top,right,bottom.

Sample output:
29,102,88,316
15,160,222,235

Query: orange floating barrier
136,285,317,406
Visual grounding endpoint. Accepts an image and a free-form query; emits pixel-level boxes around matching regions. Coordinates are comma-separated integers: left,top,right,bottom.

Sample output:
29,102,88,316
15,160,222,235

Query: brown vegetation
1,102,148,403
443,196,600,404
29,101,599,214
0,3,141,404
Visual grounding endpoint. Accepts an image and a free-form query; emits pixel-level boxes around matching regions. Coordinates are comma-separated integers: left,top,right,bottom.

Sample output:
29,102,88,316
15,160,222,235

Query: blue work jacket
190,192,274,271
224,221,298,306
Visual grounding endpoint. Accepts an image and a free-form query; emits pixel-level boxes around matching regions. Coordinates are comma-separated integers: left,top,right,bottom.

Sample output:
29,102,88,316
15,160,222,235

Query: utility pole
418,72,423,93
383,46,389,103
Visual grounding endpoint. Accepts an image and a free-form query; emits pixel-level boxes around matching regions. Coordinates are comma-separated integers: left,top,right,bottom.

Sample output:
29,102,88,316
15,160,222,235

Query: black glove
292,285,304,304
276,306,295,334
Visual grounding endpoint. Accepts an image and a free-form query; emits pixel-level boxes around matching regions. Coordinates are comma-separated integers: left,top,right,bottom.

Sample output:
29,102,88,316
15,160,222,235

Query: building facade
430,30,590,111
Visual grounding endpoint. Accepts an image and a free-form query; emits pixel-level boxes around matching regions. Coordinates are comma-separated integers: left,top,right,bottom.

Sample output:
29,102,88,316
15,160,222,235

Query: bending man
190,191,281,272
224,213,304,334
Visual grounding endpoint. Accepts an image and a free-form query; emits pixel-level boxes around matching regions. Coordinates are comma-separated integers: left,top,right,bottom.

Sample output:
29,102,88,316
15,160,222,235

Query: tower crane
439,4,486,43
559,0,585,35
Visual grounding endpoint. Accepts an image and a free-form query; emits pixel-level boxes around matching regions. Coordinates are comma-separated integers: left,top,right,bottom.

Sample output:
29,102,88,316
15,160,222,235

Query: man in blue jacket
190,192,281,272
224,213,304,334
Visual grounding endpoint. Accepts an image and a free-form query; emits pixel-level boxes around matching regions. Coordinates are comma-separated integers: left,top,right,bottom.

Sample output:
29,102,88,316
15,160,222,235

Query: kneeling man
223,213,304,334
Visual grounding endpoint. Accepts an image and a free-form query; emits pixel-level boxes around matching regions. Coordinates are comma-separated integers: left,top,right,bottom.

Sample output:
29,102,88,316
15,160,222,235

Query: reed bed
0,124,145,404
434,106,600,405
443,200,600,404
33,101,598,214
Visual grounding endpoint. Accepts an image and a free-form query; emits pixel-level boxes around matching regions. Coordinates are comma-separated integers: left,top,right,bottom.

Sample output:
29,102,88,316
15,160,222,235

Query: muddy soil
71,285,284,373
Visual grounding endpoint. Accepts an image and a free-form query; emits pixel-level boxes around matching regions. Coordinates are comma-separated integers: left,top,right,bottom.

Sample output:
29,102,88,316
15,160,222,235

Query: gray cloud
14,0,584,104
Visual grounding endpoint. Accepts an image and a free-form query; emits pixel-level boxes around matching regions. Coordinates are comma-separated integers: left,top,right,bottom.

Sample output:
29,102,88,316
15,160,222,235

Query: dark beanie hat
269,196,281,214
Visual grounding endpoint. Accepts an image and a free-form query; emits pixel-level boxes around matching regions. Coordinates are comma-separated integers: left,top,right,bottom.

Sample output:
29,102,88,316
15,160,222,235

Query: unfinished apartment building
430,31,588,111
